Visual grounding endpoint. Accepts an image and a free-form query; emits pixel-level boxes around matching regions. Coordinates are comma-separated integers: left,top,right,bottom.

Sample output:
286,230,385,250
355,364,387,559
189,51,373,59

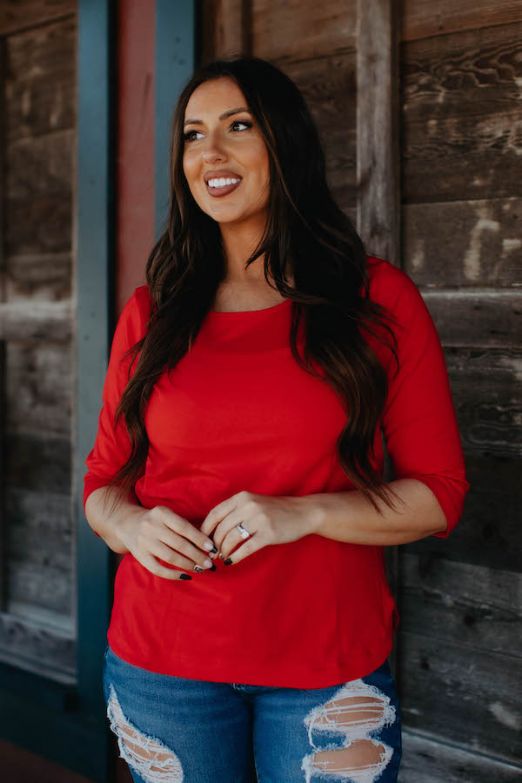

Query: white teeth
208,177,241,188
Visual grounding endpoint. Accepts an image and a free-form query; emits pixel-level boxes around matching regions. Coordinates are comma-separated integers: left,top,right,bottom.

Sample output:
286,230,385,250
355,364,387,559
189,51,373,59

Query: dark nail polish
209,563,216,571
224,558,233,565
210,545,218,554
179,573,192,580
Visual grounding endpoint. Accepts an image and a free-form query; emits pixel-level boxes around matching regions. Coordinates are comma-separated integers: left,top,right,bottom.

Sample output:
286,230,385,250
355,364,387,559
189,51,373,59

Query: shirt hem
105,636,395,689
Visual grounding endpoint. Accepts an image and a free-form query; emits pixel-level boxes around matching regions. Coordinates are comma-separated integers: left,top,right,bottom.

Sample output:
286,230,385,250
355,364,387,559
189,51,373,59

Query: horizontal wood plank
398,631,521,761
399,552,521,655
252,0,356,61
401,22,522,203
0,0,75,36
0,301,72,341
5,16,76,141
403,198,521,288
400,728,521,782
401,0,522,42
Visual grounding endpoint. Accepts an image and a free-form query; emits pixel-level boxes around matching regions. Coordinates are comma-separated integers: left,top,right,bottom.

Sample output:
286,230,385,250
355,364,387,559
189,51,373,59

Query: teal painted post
155,0,196,237
75,0,117,779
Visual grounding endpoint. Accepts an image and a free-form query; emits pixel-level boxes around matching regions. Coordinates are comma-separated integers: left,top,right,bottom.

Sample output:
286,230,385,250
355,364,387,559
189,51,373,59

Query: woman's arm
296,478,448,546
85,484,144,553
299,263,469,547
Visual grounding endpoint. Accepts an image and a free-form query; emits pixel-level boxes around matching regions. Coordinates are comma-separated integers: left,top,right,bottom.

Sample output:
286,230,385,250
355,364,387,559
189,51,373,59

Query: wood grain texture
400,729,521,782
205,0,250,59
0,610,75,683
252,0,356,62
400,553,521,658
356,0,400,262
403,199,521,287
401,21,522,203
401,0,522,42
421,289,520,347
4,16,76,141
0,0,74,36
398,631,521,762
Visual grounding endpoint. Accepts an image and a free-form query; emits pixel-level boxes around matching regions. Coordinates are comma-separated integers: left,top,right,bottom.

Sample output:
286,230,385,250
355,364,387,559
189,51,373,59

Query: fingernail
224,558,233,566
209,563,216,571
203,542,217,552
179,573,192,580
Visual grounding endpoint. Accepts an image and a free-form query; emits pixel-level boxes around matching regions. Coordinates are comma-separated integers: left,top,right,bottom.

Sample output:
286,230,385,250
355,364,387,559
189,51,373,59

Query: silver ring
236,522,251,540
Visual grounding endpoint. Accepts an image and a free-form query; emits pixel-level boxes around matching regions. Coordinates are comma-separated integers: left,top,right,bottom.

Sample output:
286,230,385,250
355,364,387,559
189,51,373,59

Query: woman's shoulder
365,254,427,315
115,284,153,344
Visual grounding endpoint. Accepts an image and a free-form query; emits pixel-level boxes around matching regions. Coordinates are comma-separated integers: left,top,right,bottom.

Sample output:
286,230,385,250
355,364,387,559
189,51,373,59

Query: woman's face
182,77,270,228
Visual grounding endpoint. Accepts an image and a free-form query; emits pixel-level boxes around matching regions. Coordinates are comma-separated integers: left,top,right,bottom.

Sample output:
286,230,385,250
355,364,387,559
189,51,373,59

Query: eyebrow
183,107,252,127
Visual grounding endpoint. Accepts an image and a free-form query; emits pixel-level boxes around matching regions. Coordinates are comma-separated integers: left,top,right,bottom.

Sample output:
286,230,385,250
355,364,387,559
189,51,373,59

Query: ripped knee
106,684,184,782
301,678,396,782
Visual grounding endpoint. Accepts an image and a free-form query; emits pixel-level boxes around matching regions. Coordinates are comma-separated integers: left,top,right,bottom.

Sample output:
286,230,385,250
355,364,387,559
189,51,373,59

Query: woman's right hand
116,505,218,580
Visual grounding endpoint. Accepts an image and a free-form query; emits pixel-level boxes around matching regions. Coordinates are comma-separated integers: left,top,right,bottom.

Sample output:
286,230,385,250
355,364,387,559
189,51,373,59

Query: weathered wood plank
0,610,75,683
6,489,72,572
398,632,522,762
403,198,521,288
357,0,400,263
201,0,249,60
5,16,76,141
4,432,71,493
0,301,72,341
252,0,356,62
400,728,522,782
401,0,522,43
3,252,71,300
5,129,74,256
277,52,357,211
401,22,522,203
7,560,72,616
399,553,521,656
6,341,72,434
445,347,521,455
422,290,520,348
0,0,75,36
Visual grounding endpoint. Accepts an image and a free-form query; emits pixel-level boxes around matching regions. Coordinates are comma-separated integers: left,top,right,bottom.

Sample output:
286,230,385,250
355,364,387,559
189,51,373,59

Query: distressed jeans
102,645,402,783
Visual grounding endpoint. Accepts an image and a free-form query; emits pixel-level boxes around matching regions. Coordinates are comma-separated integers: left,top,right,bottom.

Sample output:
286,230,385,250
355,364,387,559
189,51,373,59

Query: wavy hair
102,56,401,518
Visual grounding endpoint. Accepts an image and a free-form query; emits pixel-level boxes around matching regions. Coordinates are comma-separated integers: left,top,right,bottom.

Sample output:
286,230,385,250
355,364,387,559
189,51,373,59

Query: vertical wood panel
356,0,401,678
356,0,400,262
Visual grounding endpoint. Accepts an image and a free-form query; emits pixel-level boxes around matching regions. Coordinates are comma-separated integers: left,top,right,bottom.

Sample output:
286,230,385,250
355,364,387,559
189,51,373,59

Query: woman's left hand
199,491,318,565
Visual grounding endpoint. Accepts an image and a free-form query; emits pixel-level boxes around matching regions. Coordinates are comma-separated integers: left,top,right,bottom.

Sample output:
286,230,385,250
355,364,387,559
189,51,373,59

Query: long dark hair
103,56,401,518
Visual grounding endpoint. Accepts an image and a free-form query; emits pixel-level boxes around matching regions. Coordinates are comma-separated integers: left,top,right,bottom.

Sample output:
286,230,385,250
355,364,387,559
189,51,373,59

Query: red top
83,255,469,687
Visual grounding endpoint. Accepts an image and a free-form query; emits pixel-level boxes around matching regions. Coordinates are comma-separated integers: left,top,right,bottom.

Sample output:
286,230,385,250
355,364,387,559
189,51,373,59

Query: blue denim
102,645,402,783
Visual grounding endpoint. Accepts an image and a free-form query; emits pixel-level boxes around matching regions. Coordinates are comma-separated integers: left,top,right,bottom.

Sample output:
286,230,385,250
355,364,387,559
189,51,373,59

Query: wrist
294,494,325,536
112,506,144,554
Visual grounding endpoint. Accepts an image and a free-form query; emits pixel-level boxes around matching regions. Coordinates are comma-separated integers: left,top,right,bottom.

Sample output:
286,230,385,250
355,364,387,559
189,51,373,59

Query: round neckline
207,297,292,316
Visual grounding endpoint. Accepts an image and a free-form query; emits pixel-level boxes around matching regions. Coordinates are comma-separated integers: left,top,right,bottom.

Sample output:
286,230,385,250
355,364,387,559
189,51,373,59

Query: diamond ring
236,522,250,540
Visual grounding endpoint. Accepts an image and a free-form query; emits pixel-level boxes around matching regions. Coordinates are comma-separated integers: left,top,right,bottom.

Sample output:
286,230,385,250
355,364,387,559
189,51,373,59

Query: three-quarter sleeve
83,285,150,512
377,265,470,538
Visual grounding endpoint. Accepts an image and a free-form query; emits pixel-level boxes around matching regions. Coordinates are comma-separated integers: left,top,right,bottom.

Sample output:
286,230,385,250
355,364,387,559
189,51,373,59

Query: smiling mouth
205,178,242,198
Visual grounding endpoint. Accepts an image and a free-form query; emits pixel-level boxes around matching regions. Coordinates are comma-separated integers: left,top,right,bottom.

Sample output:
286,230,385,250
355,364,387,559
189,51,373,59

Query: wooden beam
356,0,400,263
356,0,401,679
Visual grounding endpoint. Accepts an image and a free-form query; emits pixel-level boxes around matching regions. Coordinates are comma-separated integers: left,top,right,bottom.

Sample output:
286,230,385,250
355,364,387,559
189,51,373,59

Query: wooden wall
201,1,521,781
0,0,77,682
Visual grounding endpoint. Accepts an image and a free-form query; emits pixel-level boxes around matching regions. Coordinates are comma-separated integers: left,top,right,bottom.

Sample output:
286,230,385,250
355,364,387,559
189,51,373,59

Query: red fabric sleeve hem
407,473,470,539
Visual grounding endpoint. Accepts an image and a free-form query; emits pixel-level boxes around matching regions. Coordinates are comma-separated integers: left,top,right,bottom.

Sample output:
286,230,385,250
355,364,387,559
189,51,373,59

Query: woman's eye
231,120,252,131
183,120,252,142
183,130,203,142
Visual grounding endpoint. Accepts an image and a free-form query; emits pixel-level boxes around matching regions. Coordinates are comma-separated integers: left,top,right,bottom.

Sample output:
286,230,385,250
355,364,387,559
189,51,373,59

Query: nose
201,129,227,163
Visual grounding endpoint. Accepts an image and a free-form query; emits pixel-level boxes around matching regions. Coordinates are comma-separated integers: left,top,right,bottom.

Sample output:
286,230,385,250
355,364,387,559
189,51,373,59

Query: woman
84,56,469,783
